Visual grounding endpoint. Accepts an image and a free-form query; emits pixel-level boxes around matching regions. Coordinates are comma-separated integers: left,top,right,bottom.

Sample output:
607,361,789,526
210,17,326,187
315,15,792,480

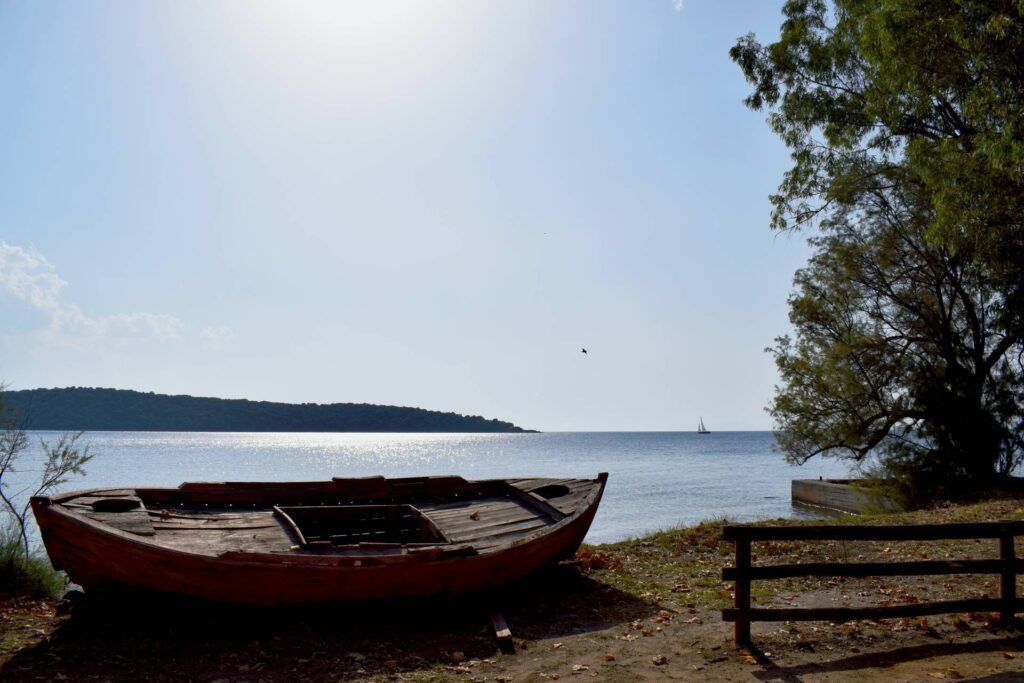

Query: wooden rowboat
31,473,607,605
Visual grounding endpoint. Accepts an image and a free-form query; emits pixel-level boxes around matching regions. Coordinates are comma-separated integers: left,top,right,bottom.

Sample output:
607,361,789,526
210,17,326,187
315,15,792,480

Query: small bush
0,526,65,599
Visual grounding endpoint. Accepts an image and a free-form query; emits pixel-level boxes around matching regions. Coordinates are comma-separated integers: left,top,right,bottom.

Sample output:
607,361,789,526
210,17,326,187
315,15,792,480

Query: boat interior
51,476,604,558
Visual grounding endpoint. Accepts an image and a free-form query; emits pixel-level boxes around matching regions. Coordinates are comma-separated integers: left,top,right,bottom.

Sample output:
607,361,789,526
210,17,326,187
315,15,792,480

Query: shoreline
3,497,1023,680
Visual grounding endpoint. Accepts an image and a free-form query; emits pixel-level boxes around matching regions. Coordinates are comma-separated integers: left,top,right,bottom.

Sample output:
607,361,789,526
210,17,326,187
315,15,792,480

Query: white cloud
673,0,684,10
0,241,185,345
0,242,65,312
200,325,235,351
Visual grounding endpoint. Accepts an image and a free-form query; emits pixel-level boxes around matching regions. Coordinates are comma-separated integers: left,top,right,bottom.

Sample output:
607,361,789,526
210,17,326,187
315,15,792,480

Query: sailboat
697,417,710,434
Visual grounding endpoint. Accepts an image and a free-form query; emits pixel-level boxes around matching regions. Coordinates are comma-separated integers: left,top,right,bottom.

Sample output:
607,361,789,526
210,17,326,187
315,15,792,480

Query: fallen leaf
552,642,563,649
652,654,668,666
1003,652,1016,659
470,511,480,520
571,664,589,672
603,654,616,662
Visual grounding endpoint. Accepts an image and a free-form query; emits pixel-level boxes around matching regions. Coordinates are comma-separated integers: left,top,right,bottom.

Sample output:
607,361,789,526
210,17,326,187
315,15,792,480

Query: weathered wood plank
429,503,539,523
85,511,155,536
156,525,294,555
450,520,548,543
723,558,1023,581
438,513,542,536
153,523,281,531
722,521,1024,542
146,511,269,521
491,611,513,653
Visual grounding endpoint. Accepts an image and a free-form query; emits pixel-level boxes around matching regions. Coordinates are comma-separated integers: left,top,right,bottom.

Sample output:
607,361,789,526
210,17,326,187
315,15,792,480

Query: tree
732,0,1024,305
769,172,1023,503
732,0,1024,500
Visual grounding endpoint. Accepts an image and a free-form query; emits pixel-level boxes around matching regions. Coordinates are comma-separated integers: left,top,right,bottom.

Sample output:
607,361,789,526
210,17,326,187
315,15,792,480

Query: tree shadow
749,633,1024,683
1,565,653,682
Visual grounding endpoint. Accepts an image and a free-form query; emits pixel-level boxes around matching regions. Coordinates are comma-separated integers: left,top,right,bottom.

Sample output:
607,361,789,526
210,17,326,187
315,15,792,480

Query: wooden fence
721,521,1024,645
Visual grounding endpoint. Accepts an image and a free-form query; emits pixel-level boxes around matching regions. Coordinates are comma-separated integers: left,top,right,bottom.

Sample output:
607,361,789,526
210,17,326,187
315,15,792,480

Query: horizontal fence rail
721,521,1023,645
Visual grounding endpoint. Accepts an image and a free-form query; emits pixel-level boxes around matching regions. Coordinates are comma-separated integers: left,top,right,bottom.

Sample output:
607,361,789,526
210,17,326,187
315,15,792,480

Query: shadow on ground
1,565,652,682
749,632,1024,683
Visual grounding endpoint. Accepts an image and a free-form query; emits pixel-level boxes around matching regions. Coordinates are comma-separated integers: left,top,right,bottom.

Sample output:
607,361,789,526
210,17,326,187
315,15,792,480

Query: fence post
1000,528,1016,626
734,536,751,646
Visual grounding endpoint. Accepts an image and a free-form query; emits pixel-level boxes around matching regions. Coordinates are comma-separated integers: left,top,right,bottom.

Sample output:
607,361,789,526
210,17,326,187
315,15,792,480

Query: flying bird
581,348,588,354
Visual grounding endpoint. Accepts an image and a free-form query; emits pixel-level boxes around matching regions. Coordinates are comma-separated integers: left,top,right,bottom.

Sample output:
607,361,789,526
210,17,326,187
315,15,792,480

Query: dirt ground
2,569,1021,682
3,500,1024,682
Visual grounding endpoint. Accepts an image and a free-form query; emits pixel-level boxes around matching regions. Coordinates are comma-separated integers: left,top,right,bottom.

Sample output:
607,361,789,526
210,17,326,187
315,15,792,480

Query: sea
10,431,853,544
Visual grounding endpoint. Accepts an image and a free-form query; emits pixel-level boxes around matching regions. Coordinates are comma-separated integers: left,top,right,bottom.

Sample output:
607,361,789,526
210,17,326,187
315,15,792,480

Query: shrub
0,523,65,599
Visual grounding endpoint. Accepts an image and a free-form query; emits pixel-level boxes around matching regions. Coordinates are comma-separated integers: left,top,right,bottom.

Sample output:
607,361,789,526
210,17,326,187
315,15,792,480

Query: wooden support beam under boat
491,611,514,653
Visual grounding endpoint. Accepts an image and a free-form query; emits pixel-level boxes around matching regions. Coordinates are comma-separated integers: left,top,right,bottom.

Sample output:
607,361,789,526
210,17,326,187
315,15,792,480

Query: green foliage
733,1,1024,502
0,524,64,599
768,193,1023,498
731,1,1024,286
4,387,532,433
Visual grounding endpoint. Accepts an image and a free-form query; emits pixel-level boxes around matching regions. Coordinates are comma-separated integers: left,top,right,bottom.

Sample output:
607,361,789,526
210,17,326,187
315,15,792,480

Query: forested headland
3,387,534,433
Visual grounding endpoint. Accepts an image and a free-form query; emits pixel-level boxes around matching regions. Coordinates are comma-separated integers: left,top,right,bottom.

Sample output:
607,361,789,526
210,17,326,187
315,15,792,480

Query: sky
0,1,810,432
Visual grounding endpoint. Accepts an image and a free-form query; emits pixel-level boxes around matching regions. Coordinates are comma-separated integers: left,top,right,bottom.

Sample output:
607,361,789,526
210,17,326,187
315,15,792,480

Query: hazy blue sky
0,1,808,431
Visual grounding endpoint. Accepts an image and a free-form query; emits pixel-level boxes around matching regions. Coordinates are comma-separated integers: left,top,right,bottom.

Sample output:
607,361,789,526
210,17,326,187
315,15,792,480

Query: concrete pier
792,479,902,514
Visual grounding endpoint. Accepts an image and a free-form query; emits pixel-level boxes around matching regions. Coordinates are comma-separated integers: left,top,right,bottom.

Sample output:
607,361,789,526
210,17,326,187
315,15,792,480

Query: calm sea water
12,431,852,543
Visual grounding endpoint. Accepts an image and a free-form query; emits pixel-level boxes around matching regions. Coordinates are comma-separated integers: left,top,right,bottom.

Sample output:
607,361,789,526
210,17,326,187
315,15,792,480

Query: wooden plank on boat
150,511,278,526
507,488,566,522
427,502,538,522
447,515,549,536
548,490,592,515
156,524,294,556
438,513,542,536
423,501,525,521
509,479,555,491
448,519,549,543
153,523,281,531
145,510,267,521
85,510,156,537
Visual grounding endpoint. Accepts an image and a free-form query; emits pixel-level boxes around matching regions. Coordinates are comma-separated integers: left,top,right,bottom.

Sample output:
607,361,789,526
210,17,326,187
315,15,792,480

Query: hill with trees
3,388,535,433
